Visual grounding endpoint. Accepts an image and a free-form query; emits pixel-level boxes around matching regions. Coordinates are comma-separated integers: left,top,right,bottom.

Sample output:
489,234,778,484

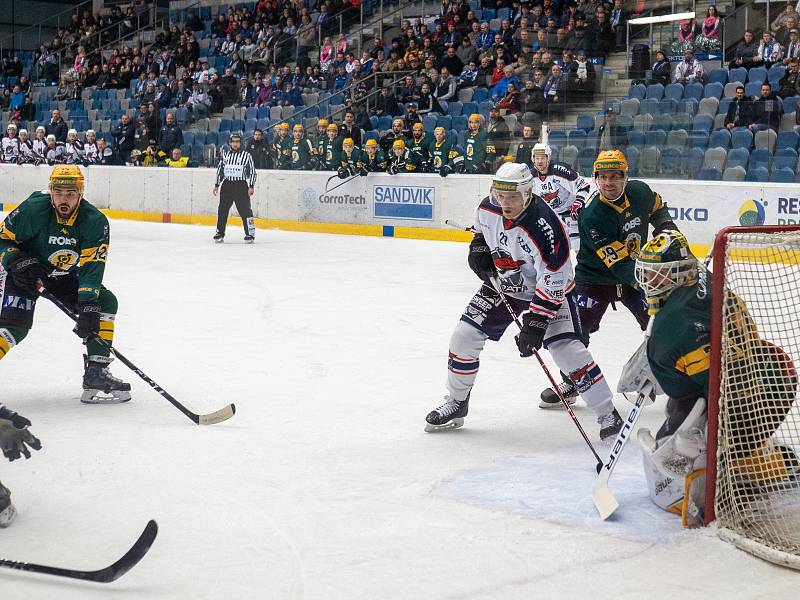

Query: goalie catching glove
0,405,41,462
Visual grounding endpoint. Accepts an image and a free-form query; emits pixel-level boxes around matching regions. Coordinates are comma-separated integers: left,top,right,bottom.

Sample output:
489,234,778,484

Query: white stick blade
198,404,236,425
592,482,619,520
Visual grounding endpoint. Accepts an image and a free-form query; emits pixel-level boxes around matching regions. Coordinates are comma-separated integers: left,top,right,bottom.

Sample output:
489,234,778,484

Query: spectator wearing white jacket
673,50,704,84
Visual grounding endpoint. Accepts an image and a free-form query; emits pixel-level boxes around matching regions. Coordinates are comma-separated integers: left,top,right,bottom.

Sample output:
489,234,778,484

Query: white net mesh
714,229,800,569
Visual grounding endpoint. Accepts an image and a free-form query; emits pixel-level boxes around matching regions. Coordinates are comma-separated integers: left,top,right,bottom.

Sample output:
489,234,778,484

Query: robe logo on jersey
373,185,434,220
48,235,78,246
48,249,79,270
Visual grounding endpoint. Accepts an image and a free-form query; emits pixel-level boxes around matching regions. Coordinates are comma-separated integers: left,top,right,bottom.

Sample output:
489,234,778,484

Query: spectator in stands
731,30,759,70
350,102,373,133
520,76,546,116
251,76,271,107
750,82,783,132
340,110,362,146
756,31,783,68
398,74,419,104
456,37,477,71
435,67,458,104
673,50,704,84
491,65,521,102
46,108,67,143
771,4,800,35
0,89,9,111
17,95,35,124
417,82,444,116
404,103,423,133
609,0,627,51
9,85,24,112
112,114,137,158
778,58,800,97
568,49,596,103
373,85,400,118
475,56,494,87
158,113,183,154
140,102,161,135
543,63,568,116
650,50,671,86
475,21,494,50
596,108,628,152
725,85,754,128
458,60,479,89
587,8,614,56
165,148,189,168
515,124,539,167
496,82,520,113
784,29,800,62
187,83,211,120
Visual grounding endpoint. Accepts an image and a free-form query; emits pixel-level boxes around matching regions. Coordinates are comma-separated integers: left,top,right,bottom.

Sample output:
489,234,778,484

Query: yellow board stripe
675,344,711,377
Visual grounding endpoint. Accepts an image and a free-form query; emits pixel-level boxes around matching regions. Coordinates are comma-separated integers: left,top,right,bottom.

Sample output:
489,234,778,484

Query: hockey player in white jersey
425,163,624,440
83,129,99,164
64,128,86,165
530,143,590,251
32,126,47,160
43,134,65,165
16,129,36,164
2,124,18,164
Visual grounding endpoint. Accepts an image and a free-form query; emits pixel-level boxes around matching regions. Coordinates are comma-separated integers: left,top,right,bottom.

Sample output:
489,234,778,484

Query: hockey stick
489,276,603,470
592,387,650,520
0,520,157,583
324,172,360,194
444,219,476,232
38,286,236,426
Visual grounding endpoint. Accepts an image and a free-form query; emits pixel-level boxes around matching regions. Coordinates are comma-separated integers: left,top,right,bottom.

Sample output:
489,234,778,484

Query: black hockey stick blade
0,520,158,583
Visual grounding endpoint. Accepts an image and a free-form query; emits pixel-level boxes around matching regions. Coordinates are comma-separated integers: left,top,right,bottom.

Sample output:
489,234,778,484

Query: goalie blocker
632,230,800,531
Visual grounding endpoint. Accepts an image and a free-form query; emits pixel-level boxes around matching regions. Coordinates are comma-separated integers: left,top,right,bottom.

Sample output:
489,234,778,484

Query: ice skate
244,235,255,244
82,355,131,404
213,232,225,243
539,379,578,409
425,394,469,432
0,481,16,528
597,407,624,441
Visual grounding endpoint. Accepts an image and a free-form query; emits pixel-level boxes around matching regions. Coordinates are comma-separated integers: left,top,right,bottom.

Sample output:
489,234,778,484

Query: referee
213,132,257,243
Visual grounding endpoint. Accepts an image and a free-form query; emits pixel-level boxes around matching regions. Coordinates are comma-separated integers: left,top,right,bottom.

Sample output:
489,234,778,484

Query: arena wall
0,164,793,254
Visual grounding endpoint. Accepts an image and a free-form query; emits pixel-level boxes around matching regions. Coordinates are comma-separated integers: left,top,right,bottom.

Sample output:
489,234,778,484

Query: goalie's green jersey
646,269,711,404
576,179,673,287
0,191,110,303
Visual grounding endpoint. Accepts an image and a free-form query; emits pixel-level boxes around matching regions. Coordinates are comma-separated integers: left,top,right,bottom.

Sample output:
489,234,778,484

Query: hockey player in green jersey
408,123,432,170
337,137,363,178
289,124,315,170
359,138,387,172
271,122,292,169
463,114,496,174
431,127,463,176
0,165,131,403
319,122,343,171
386,138,422,174
632,231,798,525
539,149,678,408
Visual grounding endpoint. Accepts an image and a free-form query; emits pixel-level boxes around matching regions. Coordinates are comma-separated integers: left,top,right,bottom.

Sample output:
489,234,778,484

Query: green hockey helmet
635,230,697,314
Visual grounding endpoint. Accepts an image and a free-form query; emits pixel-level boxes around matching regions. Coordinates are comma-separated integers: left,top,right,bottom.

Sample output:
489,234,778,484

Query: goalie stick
0,520,157,583
38,285,236,426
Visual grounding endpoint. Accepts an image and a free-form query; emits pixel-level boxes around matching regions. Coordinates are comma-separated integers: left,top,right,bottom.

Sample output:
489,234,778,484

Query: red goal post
705,224,800,569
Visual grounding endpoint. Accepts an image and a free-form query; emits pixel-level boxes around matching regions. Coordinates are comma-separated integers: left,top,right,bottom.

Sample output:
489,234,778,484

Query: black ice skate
597,408,624,442
0,481,16,528
82,355,132,404
244,235,255,244
425,394,469,432
539,379,578,409
213,232,225,243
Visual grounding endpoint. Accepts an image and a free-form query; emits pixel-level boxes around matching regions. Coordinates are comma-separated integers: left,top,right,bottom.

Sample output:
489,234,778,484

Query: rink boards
1,163,797,256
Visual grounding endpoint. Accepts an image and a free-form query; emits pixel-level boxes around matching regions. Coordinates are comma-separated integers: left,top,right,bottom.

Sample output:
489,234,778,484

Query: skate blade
244,239,254,244
0,502,17,528
81,389,132,404
424,418,464,433
214,238,224,244
538,397,578,410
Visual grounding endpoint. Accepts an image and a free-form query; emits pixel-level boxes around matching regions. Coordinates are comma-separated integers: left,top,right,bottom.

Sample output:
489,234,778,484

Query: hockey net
706,225,800,569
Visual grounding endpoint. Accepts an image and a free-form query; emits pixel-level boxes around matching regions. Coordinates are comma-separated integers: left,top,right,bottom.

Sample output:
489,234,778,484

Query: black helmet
229,132,242,144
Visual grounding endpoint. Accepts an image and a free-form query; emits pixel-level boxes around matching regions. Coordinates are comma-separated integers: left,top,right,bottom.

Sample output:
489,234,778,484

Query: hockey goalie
628,230,799,526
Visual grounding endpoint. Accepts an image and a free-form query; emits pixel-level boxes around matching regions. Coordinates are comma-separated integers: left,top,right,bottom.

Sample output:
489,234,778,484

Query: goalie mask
635,230,697,314
490,162,534,220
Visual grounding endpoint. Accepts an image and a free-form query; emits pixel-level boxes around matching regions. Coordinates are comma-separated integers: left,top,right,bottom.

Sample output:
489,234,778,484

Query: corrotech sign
373,185,434,220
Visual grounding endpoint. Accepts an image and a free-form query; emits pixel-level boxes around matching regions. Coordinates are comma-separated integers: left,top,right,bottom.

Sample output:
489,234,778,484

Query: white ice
1,219,798,599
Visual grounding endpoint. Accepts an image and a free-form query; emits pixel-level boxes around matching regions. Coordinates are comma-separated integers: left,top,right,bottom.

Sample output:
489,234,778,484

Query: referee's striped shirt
215,148,257,187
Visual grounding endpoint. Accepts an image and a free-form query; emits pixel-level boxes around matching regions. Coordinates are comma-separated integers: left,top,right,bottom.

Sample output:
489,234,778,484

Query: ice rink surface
1,219,798,599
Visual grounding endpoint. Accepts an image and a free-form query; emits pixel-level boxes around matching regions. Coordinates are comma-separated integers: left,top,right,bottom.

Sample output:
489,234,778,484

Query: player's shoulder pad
518,198,571,270
550,161,578,180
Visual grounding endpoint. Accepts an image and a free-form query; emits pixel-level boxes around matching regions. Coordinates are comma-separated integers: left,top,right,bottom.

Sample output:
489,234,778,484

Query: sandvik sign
373,185,435,220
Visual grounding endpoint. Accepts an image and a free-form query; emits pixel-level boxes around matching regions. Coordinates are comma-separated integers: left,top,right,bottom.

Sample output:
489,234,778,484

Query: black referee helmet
229,132,242,144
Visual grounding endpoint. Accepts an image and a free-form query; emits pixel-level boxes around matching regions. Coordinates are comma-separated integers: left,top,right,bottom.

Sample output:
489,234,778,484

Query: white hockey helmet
46,134,56,143
532,142,551,157
36,126,45,134
6,123,16,132
18,129,27,137
491,162,535,207
67,128,77,139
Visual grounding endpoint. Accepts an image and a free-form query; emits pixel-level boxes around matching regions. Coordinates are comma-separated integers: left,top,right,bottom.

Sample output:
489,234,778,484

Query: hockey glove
74,301,101,340
337,166,350,179
8,252,48,296
515,312,549,357
439,164,452,177
653,220,679,235
0,406,41,462
387,164,398,175
467,234,496,284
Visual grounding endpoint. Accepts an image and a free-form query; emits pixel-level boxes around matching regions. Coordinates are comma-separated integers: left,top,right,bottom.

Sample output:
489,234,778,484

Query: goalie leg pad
641,397,707,478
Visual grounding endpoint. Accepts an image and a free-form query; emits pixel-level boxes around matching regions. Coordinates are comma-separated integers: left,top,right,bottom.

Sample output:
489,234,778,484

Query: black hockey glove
0,406,41,462
74,301,101,340
467,234,496,284
337,166,350,179
8,252,48,296
358,167,369,177
653,220,679,235
439,164,453,177
515,312,549,357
